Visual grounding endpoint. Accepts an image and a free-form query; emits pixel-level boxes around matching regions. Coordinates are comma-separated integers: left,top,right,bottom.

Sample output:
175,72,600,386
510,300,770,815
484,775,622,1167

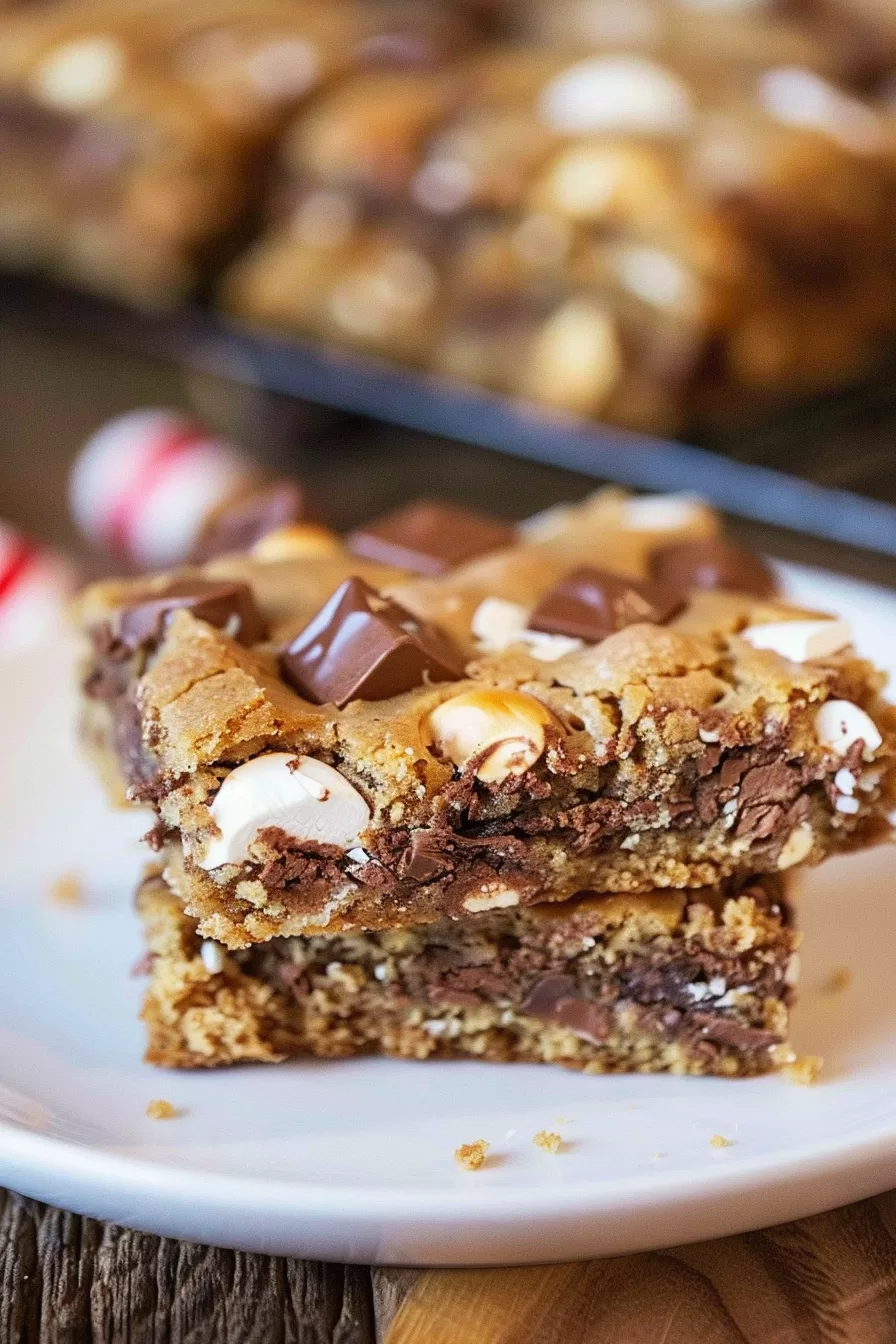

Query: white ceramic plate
1,563,895,1266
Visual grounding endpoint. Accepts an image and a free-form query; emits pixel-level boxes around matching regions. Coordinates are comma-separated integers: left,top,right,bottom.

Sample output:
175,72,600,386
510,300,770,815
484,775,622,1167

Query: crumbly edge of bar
139,871,796,1076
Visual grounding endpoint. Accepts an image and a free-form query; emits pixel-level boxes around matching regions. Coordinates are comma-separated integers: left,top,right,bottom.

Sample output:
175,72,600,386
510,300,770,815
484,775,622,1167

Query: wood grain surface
6,1188,896,1343
1,315,895,1343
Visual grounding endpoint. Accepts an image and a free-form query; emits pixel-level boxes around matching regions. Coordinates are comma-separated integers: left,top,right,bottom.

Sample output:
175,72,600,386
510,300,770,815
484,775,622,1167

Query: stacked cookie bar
75,488,896,1076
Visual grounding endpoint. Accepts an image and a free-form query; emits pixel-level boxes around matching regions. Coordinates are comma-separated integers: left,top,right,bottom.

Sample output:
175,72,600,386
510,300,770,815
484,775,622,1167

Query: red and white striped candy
0,522,74,655
69,410,256,570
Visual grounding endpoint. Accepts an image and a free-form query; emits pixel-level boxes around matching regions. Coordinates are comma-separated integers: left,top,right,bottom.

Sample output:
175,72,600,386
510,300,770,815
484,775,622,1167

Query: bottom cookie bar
139,870,798,1078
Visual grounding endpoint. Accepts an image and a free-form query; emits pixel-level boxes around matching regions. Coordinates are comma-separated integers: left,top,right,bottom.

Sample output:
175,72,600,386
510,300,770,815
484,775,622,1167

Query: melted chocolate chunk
649,539,778,598
347,499,515,576
189,482,306,563
280,576,464,707
115,579,267,651
529,567,685,642
521,974,611,1044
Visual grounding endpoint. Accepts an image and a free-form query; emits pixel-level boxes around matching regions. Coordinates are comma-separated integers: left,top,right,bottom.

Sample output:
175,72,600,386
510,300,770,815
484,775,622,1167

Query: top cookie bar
75,489,896,947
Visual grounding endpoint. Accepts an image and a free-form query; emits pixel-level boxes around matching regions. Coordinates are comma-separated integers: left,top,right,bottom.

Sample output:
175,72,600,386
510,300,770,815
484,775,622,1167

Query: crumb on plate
821,968,851,994
784,1055,824,1085
455,1139,489,1170
533,1129,562,1154
48,873,84,907
710,1134,734,1148
146,1099,181,1121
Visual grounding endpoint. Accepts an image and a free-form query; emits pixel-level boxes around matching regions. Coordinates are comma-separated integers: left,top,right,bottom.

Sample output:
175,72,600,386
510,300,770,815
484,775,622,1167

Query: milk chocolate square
115,579,268,651
280,576,464,707
347,499,516,576
529,567,684,642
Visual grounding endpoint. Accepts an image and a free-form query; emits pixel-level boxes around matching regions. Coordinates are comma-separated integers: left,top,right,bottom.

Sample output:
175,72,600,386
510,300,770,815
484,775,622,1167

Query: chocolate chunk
650,539,777,599
116,579,268,651
280,576,464,707
346,499,515,576
190,482,307,563
688,1011,780,1050
738,761,801,808
521,974,610,1044
529,567,685,643
402,831,450,882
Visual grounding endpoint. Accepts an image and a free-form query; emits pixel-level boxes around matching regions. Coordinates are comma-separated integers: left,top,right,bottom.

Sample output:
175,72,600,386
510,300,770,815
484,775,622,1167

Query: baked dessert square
139,866,800,1078
74,489,896,946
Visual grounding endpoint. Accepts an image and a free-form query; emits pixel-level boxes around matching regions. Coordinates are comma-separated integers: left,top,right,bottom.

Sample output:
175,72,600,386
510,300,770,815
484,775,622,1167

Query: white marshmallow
539,56,693,137
834,768,856,796
470,597,583,661
462,888,521,912
428,689,555,784
200,941,225,974
815,700,883,757
835,794,860,814
620,492,707,531
32,36,124,110
759,67,885,155
471,597,529,651
198,754,370,870
740,618,851,662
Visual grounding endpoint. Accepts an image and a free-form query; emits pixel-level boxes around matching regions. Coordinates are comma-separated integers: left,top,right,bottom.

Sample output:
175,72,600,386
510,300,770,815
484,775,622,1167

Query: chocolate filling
240,890,790,1067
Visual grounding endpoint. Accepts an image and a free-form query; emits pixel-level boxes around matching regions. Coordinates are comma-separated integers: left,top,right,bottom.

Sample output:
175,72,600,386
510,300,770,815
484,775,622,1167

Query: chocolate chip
280,576,465,707
529,567,685,643
521,974,610,1044
189,482,307,563
346,499,515,576
116,579,268,651
650,539,777,598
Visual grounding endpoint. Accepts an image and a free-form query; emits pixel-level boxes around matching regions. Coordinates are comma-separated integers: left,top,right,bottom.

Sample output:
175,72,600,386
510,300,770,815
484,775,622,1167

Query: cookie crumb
534,1130,562,1154
784,1054,824,1085
48,873,83,907
455,1139,489,1170
821,968,851,994
710,1134,734,1148
146,1099,180,1121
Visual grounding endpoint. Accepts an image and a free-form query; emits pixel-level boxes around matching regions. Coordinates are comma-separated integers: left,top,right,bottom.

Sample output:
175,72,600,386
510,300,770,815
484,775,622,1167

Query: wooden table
1,314,895,1343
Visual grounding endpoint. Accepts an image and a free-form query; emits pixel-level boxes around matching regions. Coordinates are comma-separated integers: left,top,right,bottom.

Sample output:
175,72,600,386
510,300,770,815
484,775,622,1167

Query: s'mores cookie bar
139,867,800,1077
75,490,896,946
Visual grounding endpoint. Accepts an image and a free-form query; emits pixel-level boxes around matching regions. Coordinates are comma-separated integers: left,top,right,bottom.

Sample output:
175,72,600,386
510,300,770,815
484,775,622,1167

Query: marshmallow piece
527,299,623,414
835,794,860,814
471,598,583,662
621,492,708,531
198,753,370,871
428,688,557,784
200,941,225,974
32,35,124,110
777,821,814,870
250,522,341,561
517,503,577,542
741,618,851,662
834,768,856,795
539,56,693,136
613,244,699,314
471,597,528,651
759,67,884,155
815,700,883,757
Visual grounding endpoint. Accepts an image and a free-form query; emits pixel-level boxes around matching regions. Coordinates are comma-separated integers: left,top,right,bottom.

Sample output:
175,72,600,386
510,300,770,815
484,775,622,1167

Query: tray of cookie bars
5,0,896,555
